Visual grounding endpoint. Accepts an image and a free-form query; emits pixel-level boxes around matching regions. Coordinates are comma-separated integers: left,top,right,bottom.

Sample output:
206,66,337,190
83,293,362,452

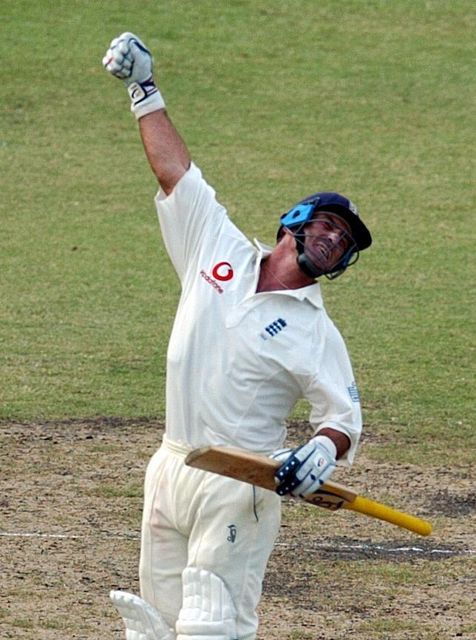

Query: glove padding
103,32,153,84
271,435,337,497
103,32,165,118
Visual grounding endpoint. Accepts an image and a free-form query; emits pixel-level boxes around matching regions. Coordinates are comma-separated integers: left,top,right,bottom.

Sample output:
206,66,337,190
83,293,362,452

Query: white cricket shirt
155,163,362,464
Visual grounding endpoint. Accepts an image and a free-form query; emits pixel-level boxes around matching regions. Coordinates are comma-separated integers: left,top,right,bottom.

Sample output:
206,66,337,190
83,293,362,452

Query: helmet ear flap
279,202,316,229
278,200,318,240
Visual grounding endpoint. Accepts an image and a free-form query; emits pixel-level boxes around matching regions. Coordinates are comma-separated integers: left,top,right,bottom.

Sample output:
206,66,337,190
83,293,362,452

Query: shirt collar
252,238,324,308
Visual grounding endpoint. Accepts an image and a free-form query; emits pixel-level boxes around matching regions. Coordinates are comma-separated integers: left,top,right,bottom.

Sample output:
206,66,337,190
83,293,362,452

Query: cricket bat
185,446,432,537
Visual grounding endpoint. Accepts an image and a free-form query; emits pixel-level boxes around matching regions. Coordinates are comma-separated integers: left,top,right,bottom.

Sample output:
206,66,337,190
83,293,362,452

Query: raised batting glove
271,435,337,498
102,32,165,119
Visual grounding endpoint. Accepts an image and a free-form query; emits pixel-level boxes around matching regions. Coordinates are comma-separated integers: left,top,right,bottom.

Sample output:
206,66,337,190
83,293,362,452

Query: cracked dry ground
1,420,475,639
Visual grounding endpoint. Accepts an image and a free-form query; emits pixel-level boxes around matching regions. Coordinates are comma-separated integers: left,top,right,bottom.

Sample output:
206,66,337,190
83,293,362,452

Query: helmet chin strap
294,233,327,278
297,252,323,279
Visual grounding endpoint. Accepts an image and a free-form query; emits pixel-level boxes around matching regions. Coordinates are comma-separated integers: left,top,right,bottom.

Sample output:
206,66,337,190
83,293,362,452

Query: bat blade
185,445,356,503
185,446,432,536
185,446,279,491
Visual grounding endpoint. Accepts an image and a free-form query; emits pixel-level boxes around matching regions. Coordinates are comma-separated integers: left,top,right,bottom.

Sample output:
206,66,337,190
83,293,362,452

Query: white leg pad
176,568,237,640
110,590,176,640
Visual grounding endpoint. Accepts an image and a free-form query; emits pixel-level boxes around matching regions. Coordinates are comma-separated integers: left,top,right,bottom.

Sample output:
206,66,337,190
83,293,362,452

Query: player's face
301,212,355,273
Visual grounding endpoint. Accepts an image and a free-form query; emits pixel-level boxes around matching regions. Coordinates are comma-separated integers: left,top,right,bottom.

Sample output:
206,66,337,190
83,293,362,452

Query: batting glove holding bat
271,435,337,497
102,32,165,119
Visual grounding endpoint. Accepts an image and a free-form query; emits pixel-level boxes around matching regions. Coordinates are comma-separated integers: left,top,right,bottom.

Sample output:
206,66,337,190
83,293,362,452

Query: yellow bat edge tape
344,496,433,536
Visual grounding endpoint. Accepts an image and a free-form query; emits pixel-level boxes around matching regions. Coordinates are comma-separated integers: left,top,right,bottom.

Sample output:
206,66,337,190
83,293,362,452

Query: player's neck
256,254,314,293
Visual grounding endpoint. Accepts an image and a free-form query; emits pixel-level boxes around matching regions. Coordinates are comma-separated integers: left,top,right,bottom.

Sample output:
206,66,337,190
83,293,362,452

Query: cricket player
103,33,372,640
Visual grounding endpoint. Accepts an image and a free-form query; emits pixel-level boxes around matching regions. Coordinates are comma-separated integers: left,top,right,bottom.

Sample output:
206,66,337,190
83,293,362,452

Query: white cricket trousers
139,436,282,640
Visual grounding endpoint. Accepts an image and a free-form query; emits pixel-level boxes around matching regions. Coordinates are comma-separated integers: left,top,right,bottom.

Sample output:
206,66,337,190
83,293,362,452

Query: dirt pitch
1,419,474,640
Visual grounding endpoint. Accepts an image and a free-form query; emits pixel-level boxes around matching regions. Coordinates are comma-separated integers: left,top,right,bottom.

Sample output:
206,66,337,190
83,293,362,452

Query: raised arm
103,32,190,194
138,111,190,195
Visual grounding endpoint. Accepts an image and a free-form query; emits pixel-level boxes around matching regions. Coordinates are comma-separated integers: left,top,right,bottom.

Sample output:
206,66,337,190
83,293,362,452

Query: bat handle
347,496,433,536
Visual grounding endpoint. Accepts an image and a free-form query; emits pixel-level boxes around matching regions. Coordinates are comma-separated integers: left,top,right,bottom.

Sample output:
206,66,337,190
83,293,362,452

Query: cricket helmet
278,192,372,279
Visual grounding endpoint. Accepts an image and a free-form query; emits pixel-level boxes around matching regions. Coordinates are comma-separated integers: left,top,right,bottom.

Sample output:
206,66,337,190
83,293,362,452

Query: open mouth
311,241,332,260
293,219,358,279
306,237,341,268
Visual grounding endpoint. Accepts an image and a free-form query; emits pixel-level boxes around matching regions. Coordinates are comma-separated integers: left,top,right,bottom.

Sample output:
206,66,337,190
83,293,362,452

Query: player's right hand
102,32,154,85
271,436,336,498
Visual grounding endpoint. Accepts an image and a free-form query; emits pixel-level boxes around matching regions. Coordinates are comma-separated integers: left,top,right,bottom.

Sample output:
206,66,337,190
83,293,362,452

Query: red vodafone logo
200,261,234,294
211,261,234,282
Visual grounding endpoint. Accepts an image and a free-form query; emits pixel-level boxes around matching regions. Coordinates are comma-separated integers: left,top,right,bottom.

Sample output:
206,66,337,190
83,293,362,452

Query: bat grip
346,496,432,536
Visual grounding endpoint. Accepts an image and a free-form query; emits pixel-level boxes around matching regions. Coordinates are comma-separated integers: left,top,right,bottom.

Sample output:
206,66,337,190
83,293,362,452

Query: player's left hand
271,436,336,497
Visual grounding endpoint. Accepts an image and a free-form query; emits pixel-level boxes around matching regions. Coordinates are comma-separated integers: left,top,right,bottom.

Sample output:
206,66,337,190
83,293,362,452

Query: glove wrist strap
312,434,338,460
127,76,166,119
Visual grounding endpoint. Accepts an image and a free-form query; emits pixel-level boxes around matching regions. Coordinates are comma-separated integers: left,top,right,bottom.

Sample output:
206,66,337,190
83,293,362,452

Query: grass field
1,1,475,638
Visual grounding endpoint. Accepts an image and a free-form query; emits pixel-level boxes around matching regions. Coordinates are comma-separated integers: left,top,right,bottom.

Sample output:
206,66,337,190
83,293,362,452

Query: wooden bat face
185,446,432,536
186,446,279,491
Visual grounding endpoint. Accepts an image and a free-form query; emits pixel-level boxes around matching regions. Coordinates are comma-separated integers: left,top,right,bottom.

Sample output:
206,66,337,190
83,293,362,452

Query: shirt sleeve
303,317,363,466
154,163,228,282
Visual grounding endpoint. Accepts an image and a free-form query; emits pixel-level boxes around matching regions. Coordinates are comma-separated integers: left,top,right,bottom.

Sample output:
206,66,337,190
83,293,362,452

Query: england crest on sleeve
347,381,360,403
